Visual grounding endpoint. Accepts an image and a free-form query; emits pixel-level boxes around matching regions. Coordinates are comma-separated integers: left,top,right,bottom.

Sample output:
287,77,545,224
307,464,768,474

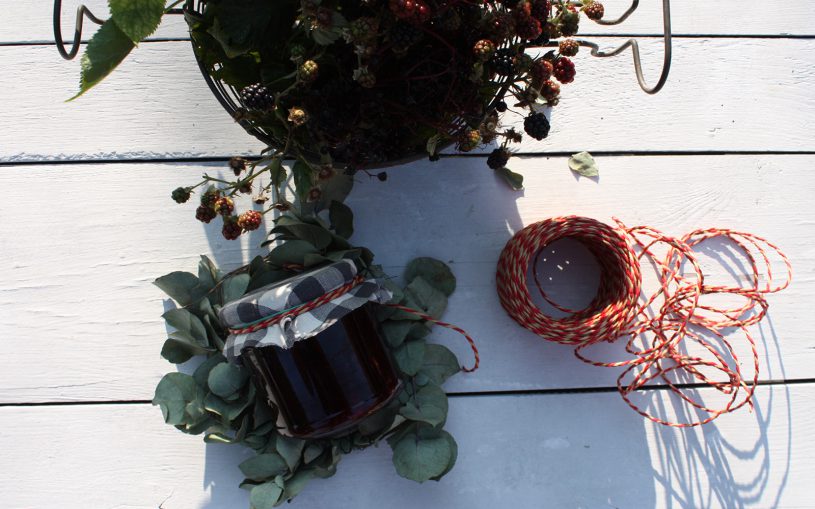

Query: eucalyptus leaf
404,276,448,319
391,425,457,482
162,308,208,345
270,223,333,251
160,337,210,364
154,271,206,307
240,453,288,481
153,372,198,425
222,273,250,303
417,344,460,386
303,443,324,464
276,435,306,471
249,481,284,509
399,384,448,427
267,240,319,267
393,339,427,376
208,362,250,399
204,392,252,422
109,0,165,43
281,468,317,502
426,134,441,156
404,258,456,296
568,151,599,177
381,320,416,348
193,354,227,387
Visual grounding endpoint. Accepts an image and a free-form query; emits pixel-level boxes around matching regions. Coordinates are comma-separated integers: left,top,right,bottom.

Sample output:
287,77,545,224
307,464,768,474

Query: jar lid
219,259,392,361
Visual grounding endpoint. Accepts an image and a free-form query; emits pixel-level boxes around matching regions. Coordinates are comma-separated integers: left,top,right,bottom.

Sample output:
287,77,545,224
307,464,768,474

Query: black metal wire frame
53,0,673,139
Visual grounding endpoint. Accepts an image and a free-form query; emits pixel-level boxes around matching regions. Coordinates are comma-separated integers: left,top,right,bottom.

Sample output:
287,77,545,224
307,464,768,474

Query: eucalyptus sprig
153,211,465,507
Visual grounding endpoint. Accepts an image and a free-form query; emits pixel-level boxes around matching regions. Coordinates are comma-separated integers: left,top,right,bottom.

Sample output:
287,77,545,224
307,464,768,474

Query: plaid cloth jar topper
218,259,392,362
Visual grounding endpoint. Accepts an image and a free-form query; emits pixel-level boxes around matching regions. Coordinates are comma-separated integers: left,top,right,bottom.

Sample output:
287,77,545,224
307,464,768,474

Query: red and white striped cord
496,216,791,427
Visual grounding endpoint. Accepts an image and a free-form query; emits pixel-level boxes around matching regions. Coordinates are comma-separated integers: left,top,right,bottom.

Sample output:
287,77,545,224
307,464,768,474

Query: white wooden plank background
1,2,814,508
1,155,812,403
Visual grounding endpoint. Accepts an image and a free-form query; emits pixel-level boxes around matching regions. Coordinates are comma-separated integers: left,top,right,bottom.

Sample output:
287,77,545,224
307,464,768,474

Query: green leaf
292,160,314,202
153,372,198,425
109,0,165,43
281,468,317,502
275,435,305,471
391,425,457,482
404,276,448,319
266,157,286,187
249,481,283,509
240,453,288,481
381,320,417,348
426,134,441,156
162,308,208,345
160,337,210,364
399,384,448,427
328,201,354,239
303,444,324,464
207,362,250,399
404,258,456,297
207,0,275,58
417,344,460,386
568,151,599,177
270,221,334,250
267,240,319,267
71,21,135,100
154,271,206,306
204,392,252,421
193,354,227,387
222,273,250,303
393,339,427,376
495,167,524,190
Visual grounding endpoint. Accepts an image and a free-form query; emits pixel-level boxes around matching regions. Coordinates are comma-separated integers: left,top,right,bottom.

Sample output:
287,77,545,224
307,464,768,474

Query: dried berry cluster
178,0,605,238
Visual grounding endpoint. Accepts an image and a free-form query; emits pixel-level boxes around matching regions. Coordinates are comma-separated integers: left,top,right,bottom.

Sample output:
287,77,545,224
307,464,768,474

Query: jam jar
218,260,401,439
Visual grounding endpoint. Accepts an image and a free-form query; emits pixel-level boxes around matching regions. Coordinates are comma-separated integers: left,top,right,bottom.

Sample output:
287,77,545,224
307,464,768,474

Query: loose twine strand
229,275,480,373
497,216,791,427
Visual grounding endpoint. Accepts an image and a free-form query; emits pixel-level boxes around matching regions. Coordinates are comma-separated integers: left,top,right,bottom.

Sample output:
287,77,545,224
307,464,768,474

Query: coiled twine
497,216,791,427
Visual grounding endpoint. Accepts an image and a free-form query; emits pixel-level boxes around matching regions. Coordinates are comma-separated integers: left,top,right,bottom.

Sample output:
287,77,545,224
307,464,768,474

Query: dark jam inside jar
243,302,401,439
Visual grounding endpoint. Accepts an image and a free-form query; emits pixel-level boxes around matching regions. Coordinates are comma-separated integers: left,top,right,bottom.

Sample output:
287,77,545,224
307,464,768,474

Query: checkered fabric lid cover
218,259,392,362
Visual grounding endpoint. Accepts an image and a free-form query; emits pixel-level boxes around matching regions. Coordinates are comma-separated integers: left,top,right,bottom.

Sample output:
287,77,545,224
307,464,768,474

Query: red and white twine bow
497,216,791,427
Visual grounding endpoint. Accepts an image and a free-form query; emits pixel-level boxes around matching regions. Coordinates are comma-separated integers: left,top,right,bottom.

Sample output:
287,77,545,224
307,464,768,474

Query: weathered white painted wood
2,37,813,162
1,155,811,403
8,0,815,44
0,383,810,508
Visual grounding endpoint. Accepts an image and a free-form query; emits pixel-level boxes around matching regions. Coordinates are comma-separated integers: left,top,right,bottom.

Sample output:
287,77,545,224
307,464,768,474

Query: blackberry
524,112,550,140
496,100,508,113
195,205,217,224
390,22,422,52
531,0,551,22
583,1,605,21
171,187,191,204
559,39,579,57
498,0,521,7
377,172,388,182
222,217,242,240
487,148,511,170
237,210,262,231
553,57,576,84
530,30,550,47
491,48,517,76
559,8,580,37
229,156,247,175
239,83,274,112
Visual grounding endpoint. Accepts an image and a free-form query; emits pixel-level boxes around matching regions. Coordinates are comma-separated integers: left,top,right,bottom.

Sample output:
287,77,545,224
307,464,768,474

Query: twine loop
497,216,791,427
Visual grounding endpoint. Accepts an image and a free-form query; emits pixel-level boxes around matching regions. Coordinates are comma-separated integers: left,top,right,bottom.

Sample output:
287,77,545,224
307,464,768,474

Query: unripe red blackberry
583,1,605,21
487,148,511,170
214,196,234,216
389,0,431,22
239,83,274,112
237,210,263,231
553,57,576,84
540,79,561,102
222,217,242,240
473,39,497,62
524,112,550,140
515,13,543,40
298,60,319,83
530,58,554,88
559,39,579,57
171,187,192,204
195,205,217,224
